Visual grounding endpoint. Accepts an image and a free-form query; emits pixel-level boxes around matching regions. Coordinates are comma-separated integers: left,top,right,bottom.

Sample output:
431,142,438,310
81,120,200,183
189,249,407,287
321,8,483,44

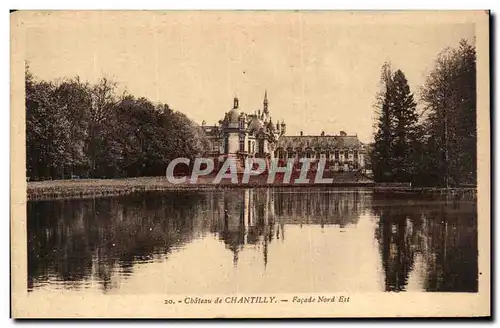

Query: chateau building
202,92,366,172
202,91,285,165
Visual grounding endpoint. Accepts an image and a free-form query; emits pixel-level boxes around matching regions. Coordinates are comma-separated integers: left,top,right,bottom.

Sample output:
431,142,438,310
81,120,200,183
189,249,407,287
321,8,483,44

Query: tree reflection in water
28,188,477,293
373,192,477,292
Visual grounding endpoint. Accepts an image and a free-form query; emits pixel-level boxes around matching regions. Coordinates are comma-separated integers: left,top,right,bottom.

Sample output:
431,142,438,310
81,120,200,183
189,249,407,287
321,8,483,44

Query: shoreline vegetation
27,177,477,201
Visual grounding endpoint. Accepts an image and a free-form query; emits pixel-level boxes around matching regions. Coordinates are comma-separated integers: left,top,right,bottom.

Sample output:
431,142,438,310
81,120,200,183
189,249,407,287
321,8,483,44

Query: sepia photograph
10,10,490,318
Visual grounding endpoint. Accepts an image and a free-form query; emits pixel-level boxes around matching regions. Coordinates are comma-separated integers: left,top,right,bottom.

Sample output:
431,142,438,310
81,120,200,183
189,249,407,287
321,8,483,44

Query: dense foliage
371,39,476,187
372,64,419,183
26,66,209,180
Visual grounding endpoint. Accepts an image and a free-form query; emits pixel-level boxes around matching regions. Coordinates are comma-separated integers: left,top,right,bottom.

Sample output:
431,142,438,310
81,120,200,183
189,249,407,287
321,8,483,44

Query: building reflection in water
27,188,477,293
217,189,277,267
210,188,368,267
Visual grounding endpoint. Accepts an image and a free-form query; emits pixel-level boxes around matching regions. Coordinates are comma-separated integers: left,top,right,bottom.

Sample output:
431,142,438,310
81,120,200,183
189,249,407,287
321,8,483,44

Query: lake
27,188,478,295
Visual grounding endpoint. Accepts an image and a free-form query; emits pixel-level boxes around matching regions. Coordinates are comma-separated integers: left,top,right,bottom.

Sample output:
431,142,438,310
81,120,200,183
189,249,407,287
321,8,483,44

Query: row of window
211,138,264,153
275,150,359,160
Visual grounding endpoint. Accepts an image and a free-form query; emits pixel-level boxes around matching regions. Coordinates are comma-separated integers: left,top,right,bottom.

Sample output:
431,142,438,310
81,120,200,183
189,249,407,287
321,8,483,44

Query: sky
21,11,476,143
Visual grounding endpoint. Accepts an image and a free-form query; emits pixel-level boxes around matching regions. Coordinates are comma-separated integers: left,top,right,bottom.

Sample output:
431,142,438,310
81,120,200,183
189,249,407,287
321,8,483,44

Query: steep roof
276,135,362,149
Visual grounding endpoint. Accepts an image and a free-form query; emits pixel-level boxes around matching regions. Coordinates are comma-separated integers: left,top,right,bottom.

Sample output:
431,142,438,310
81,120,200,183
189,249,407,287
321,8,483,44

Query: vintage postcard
10,10,490,318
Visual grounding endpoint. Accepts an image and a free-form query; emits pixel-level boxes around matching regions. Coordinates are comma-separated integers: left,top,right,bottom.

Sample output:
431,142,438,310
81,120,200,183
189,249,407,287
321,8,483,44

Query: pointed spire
263,90,269,113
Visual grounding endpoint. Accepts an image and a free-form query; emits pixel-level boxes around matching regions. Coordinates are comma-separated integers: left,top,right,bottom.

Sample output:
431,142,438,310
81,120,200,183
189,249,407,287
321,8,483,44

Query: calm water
27,188,477,294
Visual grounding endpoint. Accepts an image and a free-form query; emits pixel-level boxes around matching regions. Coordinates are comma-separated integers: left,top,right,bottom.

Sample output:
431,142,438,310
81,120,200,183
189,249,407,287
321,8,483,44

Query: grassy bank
27,177,214,200
26,176,476,201
27,176,373,200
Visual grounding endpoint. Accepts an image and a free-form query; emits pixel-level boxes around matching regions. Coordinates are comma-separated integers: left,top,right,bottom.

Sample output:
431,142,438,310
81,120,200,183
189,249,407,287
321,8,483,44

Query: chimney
300,131,303,136
280,121,286,135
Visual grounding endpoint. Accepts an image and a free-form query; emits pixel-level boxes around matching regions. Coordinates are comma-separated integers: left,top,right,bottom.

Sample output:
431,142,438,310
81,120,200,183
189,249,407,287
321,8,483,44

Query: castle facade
202,92,366,172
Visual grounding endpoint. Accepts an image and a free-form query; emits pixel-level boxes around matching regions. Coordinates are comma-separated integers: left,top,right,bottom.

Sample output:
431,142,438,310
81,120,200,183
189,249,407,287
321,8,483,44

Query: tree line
371,39,476,187
26,65,209,180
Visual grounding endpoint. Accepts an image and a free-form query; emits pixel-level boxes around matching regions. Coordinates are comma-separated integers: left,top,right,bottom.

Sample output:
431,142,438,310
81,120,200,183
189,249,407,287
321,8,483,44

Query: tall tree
26,64,72,179
372,62,395,182
88,77,118,177
53,77,92,177
372,65,419,183
391,69,419,183
420,39,476,187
